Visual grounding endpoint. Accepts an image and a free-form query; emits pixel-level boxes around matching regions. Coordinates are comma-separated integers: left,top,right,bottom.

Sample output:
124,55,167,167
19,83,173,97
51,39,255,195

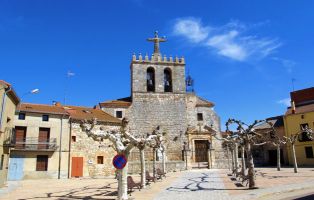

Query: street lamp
17,88,40,112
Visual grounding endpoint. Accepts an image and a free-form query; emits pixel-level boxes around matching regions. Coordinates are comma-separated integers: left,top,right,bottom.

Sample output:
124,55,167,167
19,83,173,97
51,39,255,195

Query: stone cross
147,31,166,56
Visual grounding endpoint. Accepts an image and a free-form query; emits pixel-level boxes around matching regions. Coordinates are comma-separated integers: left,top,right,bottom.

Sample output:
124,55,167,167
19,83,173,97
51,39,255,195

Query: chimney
53,102,61,107
291,100,296,114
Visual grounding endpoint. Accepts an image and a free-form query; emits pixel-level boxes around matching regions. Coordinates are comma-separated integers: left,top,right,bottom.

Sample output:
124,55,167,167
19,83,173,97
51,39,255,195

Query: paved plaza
1,168,314,200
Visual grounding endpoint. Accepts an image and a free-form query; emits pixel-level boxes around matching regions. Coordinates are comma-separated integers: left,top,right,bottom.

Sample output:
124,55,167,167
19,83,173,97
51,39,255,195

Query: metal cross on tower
147,31,166,56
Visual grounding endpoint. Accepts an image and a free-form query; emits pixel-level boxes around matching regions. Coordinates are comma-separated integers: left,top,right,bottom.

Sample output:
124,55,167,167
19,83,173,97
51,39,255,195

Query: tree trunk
226,146,230,171
234,143,239,173
139,149,146,188
231,147,235,172
277,144,281,171
246,142,257,189
117,153,129,200
153,148,156,178
162,149,166,174
241,145,246,176
292,143,298,173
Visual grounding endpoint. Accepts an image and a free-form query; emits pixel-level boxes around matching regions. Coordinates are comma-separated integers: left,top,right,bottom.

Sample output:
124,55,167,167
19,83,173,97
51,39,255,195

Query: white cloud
272,57,296,73
172,18,281,61
173,18,210,43
207,30,247,61
277,98,291,107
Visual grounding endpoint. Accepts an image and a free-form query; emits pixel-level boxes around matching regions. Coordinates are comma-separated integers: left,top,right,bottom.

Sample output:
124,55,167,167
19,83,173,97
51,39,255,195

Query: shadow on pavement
17,182,117,200
165,173,249,193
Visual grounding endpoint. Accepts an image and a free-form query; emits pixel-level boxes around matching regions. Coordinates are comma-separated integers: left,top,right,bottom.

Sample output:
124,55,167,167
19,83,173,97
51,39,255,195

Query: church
100,32,228,171
5,32,228,182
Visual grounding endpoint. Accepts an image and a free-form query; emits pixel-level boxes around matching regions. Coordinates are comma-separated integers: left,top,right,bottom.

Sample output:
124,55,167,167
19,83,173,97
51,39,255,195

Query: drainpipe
67,119,72,178
58,114,64,179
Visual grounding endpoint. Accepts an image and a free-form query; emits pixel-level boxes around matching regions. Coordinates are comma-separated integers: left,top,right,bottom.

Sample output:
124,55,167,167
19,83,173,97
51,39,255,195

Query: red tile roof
64,105,121,124
291,87,314,106
19,103,121,124
19,103,68,115
0,80,20,105
100,97,132,108
196,96,214,107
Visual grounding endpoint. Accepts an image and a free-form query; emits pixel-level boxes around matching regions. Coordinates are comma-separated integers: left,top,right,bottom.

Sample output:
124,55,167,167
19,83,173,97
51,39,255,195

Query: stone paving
1,168,314,200
153,169,230,200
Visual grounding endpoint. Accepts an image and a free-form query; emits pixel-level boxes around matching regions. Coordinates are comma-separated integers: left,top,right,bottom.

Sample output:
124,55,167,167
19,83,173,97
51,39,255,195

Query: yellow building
284,87,314,166
0,80,20,187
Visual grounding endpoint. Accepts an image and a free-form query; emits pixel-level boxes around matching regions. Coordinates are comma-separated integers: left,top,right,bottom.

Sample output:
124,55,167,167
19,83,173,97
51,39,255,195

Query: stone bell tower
128,31,187,159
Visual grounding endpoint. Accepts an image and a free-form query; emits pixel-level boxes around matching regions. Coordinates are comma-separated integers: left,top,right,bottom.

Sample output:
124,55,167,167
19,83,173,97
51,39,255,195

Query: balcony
4,137,58,151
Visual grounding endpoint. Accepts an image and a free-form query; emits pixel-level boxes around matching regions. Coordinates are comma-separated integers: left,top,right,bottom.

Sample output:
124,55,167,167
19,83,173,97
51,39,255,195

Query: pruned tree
147,126,166,178
81,118,163,200
283,126,313,173
225,119,270,189
266,125,285,171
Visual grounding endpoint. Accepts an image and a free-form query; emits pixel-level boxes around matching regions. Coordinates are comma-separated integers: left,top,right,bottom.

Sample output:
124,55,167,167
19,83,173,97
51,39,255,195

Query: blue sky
1,0,314,127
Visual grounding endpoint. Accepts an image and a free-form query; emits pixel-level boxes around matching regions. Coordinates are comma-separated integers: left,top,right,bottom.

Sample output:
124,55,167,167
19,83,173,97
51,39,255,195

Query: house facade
284,87,314,166
253,116,289,166
0,80,20,186
8,103,70,180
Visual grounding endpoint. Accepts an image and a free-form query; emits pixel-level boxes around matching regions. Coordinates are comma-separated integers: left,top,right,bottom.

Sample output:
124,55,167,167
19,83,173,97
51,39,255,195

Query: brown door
15,127,26,149
71,157,83,177
194,140,208,162
38,128,50,149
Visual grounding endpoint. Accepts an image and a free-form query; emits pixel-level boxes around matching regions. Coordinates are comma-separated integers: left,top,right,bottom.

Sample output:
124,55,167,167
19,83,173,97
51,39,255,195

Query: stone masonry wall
129,93,187,161
70,123,120,177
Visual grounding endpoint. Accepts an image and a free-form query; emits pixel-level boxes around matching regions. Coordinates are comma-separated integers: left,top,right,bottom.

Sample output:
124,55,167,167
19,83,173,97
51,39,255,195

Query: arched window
164,68,172,92
147,67,155,92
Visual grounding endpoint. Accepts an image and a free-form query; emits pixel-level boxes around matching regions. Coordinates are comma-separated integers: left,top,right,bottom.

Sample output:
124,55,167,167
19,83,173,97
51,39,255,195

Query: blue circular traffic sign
113,154,127,169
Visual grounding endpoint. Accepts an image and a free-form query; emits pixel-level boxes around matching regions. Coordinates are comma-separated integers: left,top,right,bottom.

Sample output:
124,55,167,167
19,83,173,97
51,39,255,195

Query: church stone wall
129,93,187,160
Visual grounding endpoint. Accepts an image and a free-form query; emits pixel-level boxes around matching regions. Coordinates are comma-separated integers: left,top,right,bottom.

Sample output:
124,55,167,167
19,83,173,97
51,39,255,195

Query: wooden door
38,128,50,149
71,157,83,177
15,127,26,149
194,140,208,162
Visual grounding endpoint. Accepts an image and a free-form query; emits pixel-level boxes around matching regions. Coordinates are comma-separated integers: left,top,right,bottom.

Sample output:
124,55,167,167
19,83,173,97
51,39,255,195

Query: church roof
64,105,121,124
195,96,215,108
99,97,132,108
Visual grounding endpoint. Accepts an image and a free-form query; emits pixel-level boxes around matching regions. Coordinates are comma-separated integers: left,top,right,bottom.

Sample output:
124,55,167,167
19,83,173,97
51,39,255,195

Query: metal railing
4,137,58,151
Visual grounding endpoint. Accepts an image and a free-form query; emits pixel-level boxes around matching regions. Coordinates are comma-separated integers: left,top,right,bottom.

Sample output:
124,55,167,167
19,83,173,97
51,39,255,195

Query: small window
197,113,203,121
36,155,48,171
116,111,123,118
0,155,4,170
18,113,25,120
97,156,104,164
305,146,314,158
71,136,76,142
299,123,312,142
42,115,49,122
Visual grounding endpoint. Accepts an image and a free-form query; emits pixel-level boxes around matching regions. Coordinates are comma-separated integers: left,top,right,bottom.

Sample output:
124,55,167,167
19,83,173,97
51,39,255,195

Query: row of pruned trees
81,118,167,200
208,118,313,189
